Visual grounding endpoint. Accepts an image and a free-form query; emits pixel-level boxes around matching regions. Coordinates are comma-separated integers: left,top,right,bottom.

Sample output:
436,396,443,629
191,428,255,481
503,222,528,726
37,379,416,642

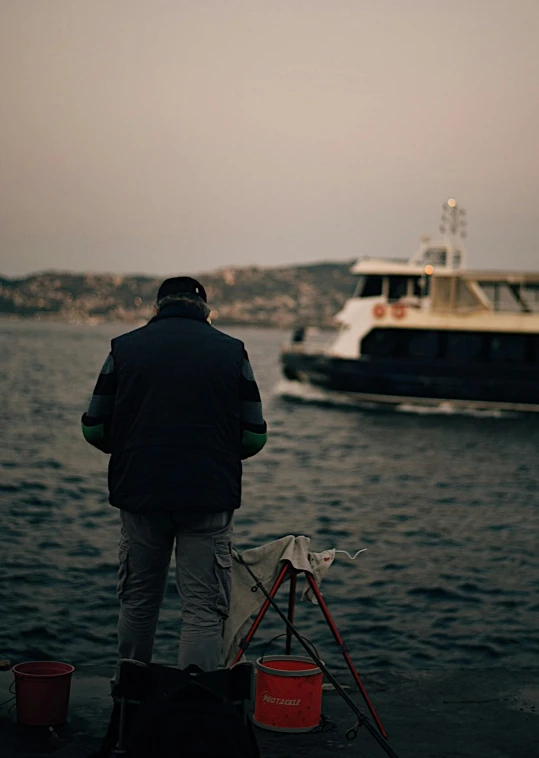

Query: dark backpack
122,678,260,758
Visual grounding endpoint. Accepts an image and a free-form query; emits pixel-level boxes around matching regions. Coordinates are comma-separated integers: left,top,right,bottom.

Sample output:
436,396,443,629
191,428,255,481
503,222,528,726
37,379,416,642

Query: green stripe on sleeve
241,429,268,460
81,420,111,453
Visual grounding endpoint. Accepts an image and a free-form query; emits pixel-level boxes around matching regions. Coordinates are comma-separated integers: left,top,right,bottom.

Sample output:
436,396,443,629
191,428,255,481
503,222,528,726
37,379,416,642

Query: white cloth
222,535,335,666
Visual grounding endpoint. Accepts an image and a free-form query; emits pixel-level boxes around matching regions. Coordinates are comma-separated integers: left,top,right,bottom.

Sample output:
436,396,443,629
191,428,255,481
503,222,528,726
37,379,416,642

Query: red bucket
12,661,75,726
254,656,323,732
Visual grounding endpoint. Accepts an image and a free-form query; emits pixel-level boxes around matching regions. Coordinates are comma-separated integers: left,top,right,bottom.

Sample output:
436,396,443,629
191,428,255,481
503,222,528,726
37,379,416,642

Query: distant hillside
0,261,357,328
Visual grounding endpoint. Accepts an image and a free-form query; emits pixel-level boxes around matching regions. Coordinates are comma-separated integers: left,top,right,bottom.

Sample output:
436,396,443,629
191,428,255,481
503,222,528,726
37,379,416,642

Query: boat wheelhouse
281,200,539,412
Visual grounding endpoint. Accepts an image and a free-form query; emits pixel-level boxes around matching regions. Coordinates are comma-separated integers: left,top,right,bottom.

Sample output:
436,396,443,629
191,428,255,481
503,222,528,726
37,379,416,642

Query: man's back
108,304,245,513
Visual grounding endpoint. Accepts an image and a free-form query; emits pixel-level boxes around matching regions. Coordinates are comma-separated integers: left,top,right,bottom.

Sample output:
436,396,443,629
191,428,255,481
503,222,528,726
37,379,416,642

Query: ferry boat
281,200,539,412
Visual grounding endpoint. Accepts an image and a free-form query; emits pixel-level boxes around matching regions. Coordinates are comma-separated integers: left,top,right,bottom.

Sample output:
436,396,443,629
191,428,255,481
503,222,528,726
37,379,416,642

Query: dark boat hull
281,350,539,411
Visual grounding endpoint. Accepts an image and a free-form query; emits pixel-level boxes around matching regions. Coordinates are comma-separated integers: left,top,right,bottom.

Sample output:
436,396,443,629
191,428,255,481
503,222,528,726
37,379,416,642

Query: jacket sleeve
240,349,267,460
81,352,117,454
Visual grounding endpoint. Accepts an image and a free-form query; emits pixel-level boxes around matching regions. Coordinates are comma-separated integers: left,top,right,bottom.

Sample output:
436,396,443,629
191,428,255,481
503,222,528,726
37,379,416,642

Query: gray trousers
116,509,233,672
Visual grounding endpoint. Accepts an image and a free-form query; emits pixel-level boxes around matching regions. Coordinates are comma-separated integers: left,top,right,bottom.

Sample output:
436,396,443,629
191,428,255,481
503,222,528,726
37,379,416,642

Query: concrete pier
1,667,537,757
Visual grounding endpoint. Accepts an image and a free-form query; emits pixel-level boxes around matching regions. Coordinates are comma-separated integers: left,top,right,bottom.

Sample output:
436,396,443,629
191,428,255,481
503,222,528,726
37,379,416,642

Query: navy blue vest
108,304,244,513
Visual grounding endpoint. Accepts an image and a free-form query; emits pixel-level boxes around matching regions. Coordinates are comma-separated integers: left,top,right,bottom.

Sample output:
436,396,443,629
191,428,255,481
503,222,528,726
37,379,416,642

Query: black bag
122,672,260,758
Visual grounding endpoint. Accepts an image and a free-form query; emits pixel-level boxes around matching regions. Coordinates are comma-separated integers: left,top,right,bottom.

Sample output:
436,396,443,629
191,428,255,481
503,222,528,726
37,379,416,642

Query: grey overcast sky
1,0,538,278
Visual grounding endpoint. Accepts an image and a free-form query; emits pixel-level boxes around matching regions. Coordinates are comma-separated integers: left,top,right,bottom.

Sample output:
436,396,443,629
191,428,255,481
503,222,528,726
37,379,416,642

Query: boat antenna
439,198,467,240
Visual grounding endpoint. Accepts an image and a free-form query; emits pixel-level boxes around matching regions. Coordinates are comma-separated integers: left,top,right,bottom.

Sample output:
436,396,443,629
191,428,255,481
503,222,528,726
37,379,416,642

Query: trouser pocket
214,539,232,618
117,532,129,600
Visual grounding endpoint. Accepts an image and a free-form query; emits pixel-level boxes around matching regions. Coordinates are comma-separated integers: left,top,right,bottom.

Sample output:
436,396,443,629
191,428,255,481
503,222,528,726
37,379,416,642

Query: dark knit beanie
157,276,207,303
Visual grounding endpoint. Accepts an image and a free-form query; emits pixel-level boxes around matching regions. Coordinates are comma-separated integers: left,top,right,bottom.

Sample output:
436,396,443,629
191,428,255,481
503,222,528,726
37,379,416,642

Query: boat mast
439,198,467,269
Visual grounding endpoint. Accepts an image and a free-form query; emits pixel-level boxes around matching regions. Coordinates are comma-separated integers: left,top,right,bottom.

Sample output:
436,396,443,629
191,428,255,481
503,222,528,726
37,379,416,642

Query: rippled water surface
2,320,539,672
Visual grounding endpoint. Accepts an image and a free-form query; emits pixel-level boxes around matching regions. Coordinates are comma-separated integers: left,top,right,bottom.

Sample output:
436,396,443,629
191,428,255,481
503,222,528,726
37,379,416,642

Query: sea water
2,320,539,672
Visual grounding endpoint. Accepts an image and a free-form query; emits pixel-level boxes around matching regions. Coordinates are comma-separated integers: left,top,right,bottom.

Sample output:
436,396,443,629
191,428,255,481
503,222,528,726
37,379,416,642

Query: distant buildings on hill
0,261,356,329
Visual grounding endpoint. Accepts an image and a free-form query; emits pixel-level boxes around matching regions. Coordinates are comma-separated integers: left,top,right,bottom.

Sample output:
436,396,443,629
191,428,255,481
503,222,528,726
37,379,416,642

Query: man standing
82,276,267,672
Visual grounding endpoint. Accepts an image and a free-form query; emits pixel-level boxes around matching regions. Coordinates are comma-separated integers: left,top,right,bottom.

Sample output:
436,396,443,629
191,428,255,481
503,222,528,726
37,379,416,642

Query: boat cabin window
490,334,526,363
356,275,383,297
392,275,429,299
446,332,484,361
360,328,537,365
406,331,439,358
388,276,407,301
424,247,447,267
478,281,539,313
411,276,427,297
361,329,398,357
356,274,428,299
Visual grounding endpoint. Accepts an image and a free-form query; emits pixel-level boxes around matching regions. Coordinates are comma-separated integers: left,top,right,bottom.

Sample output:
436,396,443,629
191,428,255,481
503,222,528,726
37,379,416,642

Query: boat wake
275,380,519,418
395,402,517,419
275,379,358,409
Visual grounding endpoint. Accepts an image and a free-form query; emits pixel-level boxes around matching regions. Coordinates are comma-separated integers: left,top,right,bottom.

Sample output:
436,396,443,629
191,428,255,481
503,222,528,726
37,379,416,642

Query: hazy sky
1,0,538,278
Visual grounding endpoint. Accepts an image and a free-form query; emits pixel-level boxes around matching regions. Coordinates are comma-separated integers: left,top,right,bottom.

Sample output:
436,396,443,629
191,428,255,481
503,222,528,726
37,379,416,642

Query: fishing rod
235,553,403,758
